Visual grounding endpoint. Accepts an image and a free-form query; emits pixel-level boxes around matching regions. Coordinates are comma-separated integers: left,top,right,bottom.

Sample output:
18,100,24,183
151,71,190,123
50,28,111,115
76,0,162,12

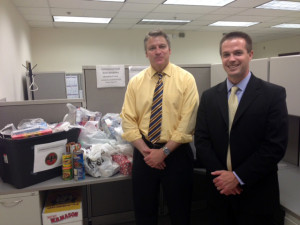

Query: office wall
0,0,31,101
253,35,300,59
2,0,300,102
31,28,223,73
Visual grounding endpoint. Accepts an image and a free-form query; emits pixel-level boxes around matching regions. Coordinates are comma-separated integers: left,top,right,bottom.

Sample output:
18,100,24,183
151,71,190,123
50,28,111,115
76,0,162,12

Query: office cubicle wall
26,72,67,100
83,65,211,115
269,55,300,166
269,55,300,117
0,99,84,129
210,58,269,87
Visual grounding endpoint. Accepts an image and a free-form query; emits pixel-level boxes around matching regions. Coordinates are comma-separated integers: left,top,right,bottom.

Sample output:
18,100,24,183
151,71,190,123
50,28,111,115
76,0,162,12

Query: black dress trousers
132,141,194,225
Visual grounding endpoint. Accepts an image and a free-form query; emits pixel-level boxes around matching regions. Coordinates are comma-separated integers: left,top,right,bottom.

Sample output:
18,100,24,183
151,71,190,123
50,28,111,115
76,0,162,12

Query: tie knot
231,86,239,94
158,73,163,79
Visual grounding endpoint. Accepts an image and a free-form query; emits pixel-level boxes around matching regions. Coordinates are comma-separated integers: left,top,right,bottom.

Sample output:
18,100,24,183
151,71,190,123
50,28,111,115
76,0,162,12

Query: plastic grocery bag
84,144,120,178
78,121,113,148
100,113,125,144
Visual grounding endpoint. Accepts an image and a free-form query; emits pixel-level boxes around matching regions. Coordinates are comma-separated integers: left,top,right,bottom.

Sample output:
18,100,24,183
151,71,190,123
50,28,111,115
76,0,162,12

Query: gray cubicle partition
82,65,211,115
269,55,300,166
270,55,300,117
0,99,84,129
26,72,67,100
210,58,269,87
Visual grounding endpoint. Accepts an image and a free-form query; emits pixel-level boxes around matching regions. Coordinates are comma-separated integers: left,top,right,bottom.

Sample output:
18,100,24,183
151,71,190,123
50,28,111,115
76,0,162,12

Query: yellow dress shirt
121,63,199,144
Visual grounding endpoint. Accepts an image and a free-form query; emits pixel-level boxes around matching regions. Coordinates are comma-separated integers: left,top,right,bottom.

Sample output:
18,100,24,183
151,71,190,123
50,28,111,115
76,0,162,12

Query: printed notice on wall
129,66,148,80
65,74,79,99
96,65,125,88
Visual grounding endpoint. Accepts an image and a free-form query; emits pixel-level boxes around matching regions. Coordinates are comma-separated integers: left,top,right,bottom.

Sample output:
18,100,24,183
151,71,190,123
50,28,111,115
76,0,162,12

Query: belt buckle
152,143,164,149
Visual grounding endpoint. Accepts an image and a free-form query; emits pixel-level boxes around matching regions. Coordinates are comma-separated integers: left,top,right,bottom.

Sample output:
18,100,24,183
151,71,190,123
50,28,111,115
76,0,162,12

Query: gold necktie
148,73,163,144
227,86,239,171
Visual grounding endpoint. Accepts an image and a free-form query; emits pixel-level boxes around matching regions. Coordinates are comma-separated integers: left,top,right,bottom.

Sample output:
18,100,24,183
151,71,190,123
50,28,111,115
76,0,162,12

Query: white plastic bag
78,121,112,148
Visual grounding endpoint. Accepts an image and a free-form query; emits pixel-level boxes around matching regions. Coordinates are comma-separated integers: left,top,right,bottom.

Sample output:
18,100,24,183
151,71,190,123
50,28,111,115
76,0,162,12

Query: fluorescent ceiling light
163,0,235,6
139,19,191,25
272,23,300,28
256,1,300,11
53,16,111,24
209,21,259,27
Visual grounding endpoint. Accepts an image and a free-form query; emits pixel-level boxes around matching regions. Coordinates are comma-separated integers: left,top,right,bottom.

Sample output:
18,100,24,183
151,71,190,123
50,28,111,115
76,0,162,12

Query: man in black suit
195,31,288,225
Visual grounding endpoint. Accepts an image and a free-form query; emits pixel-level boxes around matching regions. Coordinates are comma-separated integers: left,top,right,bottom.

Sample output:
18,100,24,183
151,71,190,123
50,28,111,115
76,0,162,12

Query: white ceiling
12,0,300,43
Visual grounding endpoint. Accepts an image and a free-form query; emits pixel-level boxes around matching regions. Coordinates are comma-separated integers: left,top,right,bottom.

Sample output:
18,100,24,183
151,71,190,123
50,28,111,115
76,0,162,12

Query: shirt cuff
233,171,245,185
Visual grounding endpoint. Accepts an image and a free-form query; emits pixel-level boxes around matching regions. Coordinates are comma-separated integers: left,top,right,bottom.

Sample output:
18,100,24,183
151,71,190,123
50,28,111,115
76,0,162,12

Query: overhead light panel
256,1,300,11
272,23,300,28
163,0,235,6
209,21,259,27
53,16,111,24
139,19,191,25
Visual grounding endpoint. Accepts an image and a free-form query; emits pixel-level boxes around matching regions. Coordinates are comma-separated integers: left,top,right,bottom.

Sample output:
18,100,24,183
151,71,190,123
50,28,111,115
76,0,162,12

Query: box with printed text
42,188,83,225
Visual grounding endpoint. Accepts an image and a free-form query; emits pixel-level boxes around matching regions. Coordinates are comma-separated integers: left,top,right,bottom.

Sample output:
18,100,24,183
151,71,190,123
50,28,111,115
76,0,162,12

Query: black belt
142,136,166,149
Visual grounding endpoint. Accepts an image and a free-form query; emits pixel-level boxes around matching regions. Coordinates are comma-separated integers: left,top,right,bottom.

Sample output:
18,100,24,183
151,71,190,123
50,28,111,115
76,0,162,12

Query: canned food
73,150,85,181
62,153,73,180
62,153,72,166
66,142,81,154
62,166,73,180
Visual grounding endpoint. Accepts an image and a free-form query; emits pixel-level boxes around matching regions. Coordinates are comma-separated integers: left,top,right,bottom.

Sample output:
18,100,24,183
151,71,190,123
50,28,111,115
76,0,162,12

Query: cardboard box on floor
42,188,82,225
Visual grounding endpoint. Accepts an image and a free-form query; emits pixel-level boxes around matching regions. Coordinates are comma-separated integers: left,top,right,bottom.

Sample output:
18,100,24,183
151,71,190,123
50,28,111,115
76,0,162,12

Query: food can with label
73,150,85,181
62,153,73,180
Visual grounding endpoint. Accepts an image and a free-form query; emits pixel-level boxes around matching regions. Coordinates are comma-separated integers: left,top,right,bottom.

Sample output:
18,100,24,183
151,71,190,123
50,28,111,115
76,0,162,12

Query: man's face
145,36,171,72
221,38,253,84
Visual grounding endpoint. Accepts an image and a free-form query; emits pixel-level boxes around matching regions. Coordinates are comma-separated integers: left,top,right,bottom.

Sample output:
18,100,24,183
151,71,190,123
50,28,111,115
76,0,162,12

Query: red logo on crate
45,152,58,165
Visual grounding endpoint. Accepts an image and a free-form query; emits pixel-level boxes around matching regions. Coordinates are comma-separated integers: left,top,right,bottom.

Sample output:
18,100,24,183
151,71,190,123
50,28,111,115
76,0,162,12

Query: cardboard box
0,128,80,188
42,188,83,225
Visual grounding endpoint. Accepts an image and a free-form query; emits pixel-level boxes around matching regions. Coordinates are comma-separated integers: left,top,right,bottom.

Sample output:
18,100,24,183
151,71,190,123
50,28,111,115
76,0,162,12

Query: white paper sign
129,66,148,80
96,65,125,88
66,75,79,99
33,139,67,173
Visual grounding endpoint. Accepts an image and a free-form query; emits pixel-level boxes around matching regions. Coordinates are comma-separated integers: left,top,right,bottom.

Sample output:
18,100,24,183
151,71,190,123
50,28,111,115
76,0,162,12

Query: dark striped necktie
148,73,164,144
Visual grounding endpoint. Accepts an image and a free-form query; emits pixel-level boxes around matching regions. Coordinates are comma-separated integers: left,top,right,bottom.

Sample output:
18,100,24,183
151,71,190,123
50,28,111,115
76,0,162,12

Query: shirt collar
149,63,172,78
227,71,251,92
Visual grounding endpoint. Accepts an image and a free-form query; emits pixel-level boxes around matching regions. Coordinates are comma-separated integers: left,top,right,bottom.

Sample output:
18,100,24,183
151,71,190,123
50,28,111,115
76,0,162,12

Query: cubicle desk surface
278,162,300,220
0,173,130,195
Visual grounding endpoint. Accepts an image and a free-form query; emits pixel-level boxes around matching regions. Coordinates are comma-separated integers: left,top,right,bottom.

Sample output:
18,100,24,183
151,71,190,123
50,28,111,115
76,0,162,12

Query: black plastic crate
0,128,80,188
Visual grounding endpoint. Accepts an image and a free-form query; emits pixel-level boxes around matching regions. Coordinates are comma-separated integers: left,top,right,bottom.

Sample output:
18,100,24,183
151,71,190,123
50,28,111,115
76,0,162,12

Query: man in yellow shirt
121,30,199,225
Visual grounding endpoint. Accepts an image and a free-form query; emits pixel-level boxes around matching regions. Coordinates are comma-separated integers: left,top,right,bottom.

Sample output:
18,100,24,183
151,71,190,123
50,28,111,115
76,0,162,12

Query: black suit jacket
195,74,288,214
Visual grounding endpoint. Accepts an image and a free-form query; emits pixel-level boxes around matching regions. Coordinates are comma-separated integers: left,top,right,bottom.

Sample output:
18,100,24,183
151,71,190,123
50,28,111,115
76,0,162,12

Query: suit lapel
216,80,229,127
233,74,262,125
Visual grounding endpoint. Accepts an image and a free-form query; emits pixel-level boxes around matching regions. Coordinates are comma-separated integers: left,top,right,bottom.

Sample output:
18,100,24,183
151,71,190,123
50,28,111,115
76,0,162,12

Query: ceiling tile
50,8,86,16
48,0,81,8
9,0,300,43
12,0,49,7
120,3,158,12
23,15,53,22
228,0,271,8
153,5,218,14
18,7,50,15
114,12,148,19
28,21,54,27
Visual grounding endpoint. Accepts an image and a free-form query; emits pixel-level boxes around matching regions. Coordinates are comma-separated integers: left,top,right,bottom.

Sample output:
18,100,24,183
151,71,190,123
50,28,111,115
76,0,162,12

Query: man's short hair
144,30,171,52
219,31,252,55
